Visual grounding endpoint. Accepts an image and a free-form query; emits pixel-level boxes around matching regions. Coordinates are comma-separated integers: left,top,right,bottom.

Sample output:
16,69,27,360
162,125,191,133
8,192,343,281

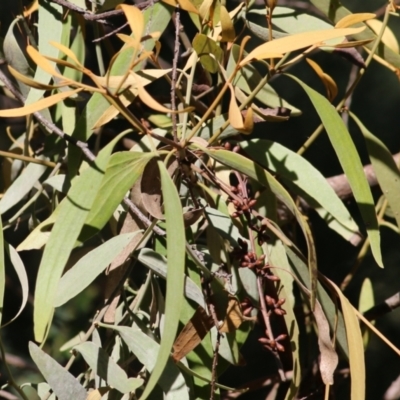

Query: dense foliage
1,0,400,399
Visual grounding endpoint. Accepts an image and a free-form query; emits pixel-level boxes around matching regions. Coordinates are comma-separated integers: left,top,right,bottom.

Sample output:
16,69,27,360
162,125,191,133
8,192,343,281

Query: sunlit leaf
335,13,376,29
118,4,144,50
219,5,235,42
287,74,382,268
138,160,186,400
240,27,365,66
306,58,338,102
54,232,141,307
29,342,86,400
0,89,81,118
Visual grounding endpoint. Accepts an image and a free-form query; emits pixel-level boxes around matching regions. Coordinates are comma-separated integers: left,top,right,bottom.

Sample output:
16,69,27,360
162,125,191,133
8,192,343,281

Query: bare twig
363,291,400,321
171,6,181,142
210,332,221,400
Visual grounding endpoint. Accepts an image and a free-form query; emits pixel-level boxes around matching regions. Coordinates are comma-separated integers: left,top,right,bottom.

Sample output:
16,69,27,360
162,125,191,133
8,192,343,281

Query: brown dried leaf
141,158,164,220
172,306,214,362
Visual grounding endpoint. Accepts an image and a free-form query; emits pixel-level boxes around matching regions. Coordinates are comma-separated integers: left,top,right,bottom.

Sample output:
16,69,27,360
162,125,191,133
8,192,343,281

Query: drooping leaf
29,342,86,400
33,133,128,342
193,34,224,73
74,341,143,394
82,151,154,238
0,216,4,326
287,75,382,268
138,160,186,400
138,248,206,308
54,232,141,307
327,280,366,399
351,112,400,231
241,139,359,234
2,243,29,325
0,159,48,214
106,325,190,400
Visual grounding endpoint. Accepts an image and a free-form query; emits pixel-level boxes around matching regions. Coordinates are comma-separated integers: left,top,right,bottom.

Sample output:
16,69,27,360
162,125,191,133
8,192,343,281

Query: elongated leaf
107,325,190,400
69,2,172,177
0,216,4,326
138,248,206,308
74,342,143,394
29,342,86,400
82,152,154,238
139,161,186,400
200,147,318,307
25,0,63,105
33,133,126,342
287,75,382,268
2,243,29,325
54,232,141,307
241,139,358,233
240,27,364,65
310,0,400,69
327,280,365,399
0,89,81,117
0,159,48,214
351,113,400,231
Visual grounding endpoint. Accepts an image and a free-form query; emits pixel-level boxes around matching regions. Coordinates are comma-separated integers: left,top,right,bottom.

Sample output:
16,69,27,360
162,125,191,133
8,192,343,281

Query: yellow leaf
228,83,244,131
27,45,64,79
23,0,38,17
219,5,235,42
243,105,254,133
8,65,70,90
240,27,365,66
333,38,373,48
306,58,338,102
367,19,399,53
137,84,194,114
49,41,84,67
117,4,144,49
0,89,81,117
161,0,199,14
199,0,213,22
335,13,376,28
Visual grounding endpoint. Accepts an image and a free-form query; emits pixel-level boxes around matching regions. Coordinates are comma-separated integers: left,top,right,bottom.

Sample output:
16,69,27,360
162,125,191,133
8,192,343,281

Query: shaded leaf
139,248,206,308
0,217,4,326
107,325,190,400
351,112,400,231
193,34,224,73
74,342,143,394
29,342,86,400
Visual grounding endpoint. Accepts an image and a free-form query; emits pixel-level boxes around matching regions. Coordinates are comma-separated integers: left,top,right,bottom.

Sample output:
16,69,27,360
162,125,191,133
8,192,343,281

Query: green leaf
54,232,141,307
328,280,366,399
201,147,318,308
106,325,190,400
33,133,126,342
74,342,143,394
25,0,63,105
0,159,48,214
138,160,186,400
29,342,86,400
82,152,154,238
193,33,224,73
287,74,382,268
351,112,400,231
2,243,29,325
0,216,4,326
138,248,206,309
241,139,359,233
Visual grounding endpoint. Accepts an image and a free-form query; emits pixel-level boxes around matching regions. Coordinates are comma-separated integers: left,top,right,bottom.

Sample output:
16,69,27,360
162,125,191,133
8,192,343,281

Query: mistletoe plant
0,0,400,399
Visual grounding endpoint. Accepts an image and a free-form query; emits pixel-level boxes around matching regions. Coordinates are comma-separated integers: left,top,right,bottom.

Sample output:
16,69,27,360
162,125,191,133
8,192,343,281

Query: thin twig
363,291,400,321
171,7,180,142
210,331,221,400
0,64,165,236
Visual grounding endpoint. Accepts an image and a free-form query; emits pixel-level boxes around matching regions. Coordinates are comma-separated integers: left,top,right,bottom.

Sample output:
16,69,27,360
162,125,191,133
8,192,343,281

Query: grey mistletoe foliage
0,0,400,399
